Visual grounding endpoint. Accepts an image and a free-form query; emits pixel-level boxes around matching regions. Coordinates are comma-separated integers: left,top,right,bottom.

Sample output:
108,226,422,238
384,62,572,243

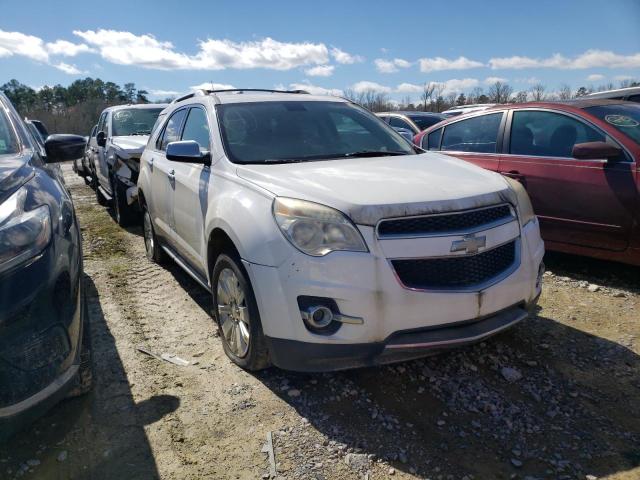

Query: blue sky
1,0,639,100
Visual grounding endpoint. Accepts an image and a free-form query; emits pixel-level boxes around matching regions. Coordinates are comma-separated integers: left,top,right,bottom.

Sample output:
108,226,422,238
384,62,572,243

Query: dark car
0,92,91,440
377,111,448,135
414,99,640,265
73,124,97,180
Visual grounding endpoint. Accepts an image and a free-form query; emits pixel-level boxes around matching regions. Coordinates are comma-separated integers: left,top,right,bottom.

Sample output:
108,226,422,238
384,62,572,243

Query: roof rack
204,88,310,95
170,89,209,104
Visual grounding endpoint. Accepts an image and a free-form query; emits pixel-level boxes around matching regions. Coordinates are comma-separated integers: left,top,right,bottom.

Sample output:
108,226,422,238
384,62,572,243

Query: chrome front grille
377,204,514,238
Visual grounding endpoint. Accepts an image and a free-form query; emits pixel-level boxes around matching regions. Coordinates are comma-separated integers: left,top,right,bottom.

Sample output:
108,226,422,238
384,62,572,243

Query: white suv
137,89,545,372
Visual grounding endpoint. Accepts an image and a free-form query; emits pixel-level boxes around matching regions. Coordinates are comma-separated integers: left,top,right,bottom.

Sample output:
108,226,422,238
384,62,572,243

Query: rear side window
627,95,640,103
441,113,502,153
425,128,443,150
389,116,413,131
181,108,211,150
158,109,188,151
510,110,604,158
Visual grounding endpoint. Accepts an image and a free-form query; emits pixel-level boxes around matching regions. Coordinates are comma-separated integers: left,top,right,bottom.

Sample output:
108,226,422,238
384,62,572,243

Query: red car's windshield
585,104,640,145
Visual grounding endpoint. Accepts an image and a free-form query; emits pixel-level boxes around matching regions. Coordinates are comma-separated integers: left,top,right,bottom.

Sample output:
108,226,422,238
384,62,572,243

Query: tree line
0,78,154,134
1,76,638,134
345,78,639,113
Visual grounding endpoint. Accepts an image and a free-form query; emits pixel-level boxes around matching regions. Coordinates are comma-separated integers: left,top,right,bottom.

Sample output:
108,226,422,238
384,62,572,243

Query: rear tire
143,206,166,264
212,253,270,371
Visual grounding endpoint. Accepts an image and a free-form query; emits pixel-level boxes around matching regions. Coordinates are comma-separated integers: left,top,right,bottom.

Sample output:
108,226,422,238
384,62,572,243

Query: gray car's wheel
112,176,136,227
212,253,270,371
143,207,166,264
95,181,108,206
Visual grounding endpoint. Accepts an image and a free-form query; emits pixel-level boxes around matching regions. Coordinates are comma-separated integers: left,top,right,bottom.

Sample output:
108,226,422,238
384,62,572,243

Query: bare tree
420,82,436,111
514,91,528,103
487,81,513,104
529,83,546,101
557,84,573,100
468,87,484,104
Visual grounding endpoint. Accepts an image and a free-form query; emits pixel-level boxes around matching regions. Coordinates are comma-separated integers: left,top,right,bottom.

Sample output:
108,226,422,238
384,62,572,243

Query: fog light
304,306,334,329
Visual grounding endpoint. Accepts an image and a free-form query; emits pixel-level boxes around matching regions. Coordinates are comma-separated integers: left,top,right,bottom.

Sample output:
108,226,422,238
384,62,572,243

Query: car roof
481,98,636,111
378,111,446,116
104,103,169,112
214,92,346,104
586,86,640,98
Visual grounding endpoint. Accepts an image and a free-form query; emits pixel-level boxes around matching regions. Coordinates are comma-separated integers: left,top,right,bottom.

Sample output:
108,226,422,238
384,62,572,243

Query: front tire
95,181,108,206
143,206,166,264
112,176,136,227
212,253,270,371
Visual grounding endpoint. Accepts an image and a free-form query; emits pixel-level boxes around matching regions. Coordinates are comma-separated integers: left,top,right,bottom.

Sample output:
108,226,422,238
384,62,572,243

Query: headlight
0,187,51,273
503,176,535,226
273,197,368,256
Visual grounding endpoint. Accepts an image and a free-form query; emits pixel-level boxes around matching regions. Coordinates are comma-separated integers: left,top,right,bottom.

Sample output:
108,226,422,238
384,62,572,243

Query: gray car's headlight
503,176,536,227
273,197,368,256
0,187,51,273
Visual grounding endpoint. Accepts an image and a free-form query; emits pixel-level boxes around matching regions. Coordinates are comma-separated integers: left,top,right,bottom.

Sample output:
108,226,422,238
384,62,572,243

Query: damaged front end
107,136,148,206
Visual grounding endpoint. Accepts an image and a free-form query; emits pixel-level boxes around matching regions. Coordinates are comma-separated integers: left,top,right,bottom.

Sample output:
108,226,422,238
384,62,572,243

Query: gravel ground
1,162,639,480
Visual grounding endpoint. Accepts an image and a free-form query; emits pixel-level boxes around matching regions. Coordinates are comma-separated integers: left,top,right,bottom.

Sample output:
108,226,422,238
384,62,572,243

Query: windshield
112,108,164,136
217,101,415,164
585,104,640,145
408,114,445,131
0,109,19,156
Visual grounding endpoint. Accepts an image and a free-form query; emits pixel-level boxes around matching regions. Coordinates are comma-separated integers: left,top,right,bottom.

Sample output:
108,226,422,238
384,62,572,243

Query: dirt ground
1,162,639,480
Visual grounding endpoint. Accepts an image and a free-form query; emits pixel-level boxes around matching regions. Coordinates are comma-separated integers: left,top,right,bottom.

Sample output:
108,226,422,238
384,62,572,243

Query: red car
414,100,640,265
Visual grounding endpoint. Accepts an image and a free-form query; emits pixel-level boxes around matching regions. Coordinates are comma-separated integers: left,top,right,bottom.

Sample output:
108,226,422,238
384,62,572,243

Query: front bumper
266,303,530,371
245,218,544,371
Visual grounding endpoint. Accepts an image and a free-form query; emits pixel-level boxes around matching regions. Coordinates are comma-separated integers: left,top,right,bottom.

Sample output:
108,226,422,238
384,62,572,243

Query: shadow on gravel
544,251,640,292
0,274,179,480
256,313,640,479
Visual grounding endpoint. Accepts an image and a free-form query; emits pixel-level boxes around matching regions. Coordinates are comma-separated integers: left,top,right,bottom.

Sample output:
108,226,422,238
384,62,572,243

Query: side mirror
96,131,106,147
572,141,623,161
44,134,87,163
166,140,211,166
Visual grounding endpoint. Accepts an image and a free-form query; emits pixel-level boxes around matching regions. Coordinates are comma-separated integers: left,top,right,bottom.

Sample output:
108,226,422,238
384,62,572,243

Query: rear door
149,108,188,242
437,111,505,172
498,108,636,251
171,105,212,274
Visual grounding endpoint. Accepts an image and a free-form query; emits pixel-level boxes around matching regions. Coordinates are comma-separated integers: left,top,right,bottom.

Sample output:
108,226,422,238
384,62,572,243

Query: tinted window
181,108,211,150
409,115,445,131
585,104,640,146
626,95,640,103
389,116,413,131
0,109,19,155
97,112,107,134
217,101,414,164
510,110,604,157
159,109,188,151
112,108,163,136
441,113,502,153
426,128,443,150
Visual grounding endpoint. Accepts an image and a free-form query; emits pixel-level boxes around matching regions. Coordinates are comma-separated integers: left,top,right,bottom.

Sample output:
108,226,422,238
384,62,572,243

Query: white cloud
439,78,480,94
0,29,48,62
418,56,484,72
190,82,236,91
374,58,412,73
396,82,424,93
484,76,507,85
489,50,640,70
53,62,84,74
351,81,392,94
46,40,93,56
305,65,335,77
148,89,181,97
614,74,633,81
330,47,363,64
288,82,343,96
74,29,330,71
587,73,605,81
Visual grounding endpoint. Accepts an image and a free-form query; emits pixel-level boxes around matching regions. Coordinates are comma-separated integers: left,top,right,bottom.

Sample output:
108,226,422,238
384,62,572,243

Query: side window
97,113,107,134
627,94,640,103
378,115,390,124
389,116,412,131
181,108,211,150
510,110,604,158
425,128,443,150
441,113,502,153
159,109,188,152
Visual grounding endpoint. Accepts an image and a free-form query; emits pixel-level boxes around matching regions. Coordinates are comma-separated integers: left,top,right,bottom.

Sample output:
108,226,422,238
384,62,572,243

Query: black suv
0,92,91,440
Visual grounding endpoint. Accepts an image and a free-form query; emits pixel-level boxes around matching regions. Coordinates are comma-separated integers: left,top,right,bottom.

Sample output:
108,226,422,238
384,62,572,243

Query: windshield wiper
336,150,410,158
262,158,305,164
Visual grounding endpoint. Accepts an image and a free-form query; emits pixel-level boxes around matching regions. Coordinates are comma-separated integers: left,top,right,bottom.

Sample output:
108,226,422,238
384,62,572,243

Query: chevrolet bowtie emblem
450,233,487,254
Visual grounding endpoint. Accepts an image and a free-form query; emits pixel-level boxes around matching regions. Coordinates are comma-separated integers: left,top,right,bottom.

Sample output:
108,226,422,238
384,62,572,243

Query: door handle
149,158,154,167
168,169,175,178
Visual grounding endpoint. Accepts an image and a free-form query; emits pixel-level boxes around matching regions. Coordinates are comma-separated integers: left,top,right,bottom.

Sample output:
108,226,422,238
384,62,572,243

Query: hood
110,135,149,157
236,153,514,225
0,153,34,202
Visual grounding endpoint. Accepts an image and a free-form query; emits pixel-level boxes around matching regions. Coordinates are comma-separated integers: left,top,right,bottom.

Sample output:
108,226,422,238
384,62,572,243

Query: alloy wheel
217,268,250,358
143,211,154,258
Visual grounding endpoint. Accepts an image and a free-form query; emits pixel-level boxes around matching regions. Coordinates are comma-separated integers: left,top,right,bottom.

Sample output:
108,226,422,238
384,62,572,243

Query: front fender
204,175,293,269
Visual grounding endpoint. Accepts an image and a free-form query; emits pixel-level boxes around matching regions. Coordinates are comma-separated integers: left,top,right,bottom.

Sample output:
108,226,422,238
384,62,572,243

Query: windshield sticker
605,114,639,128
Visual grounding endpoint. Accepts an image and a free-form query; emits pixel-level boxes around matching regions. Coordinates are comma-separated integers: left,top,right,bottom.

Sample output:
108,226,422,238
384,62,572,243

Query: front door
499,109,637,251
